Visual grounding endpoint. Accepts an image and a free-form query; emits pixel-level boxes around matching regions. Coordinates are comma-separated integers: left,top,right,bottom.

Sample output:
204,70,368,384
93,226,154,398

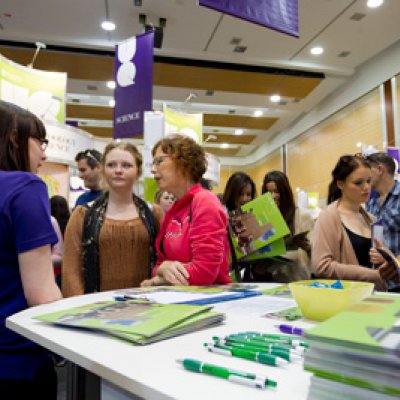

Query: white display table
6,284,315,400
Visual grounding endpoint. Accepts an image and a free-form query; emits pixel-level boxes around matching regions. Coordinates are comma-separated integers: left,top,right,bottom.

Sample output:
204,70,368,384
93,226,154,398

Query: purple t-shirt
0,171,57,380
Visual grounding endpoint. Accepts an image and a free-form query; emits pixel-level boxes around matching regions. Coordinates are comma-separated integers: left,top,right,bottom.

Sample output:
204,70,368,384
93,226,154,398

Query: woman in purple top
0,101,62,399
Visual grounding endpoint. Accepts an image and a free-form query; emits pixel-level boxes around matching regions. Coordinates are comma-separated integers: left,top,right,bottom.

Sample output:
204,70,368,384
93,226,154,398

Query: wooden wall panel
287,91,383,201
246,149,282,193
213,167,244,195
213,149,282,197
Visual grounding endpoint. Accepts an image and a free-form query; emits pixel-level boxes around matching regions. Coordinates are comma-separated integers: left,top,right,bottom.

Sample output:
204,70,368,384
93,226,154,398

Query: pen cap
180,358,202,372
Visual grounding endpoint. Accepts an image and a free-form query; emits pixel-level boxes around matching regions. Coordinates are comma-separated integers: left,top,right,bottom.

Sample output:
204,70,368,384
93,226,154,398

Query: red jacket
152,184,231,285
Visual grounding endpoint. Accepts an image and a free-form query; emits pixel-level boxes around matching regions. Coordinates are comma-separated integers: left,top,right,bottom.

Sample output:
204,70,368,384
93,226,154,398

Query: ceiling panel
205,147,240,157
67,104,113,120
203,114,277,130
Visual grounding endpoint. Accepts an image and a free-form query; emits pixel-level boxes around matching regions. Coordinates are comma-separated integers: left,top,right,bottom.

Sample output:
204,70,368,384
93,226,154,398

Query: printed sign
113,31,154,138
0,53,67,122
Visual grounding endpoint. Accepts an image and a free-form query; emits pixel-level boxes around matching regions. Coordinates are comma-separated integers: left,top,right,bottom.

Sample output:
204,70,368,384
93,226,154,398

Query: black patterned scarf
82,192,158,293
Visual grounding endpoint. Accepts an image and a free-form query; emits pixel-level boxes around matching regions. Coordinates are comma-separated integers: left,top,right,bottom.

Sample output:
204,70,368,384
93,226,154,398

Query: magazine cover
229,192,290,259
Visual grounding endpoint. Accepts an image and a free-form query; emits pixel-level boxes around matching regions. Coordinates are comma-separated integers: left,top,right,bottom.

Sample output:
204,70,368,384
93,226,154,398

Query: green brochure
229,192,290,260
304,294,400,396
242,238,287,261
34,300,218,340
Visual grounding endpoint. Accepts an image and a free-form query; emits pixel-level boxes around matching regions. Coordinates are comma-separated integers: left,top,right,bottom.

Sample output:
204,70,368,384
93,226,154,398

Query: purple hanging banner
199,0,299,37
113,31,154,139
387,147,400,173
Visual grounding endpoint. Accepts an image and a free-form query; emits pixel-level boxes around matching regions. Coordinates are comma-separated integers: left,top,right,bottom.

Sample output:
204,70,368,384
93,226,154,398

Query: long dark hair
0,101,46,172
50,195,71,237
262,170,296,234
327,155,370,204
222,172,256,211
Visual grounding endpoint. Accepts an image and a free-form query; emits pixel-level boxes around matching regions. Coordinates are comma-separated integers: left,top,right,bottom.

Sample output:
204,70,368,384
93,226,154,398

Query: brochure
304,294,400,396
228,192,290,260
35,300,224,343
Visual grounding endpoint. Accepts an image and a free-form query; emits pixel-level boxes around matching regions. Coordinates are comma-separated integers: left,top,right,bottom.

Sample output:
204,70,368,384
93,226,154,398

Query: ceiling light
204,135,217,142
221,143,229,149
234,129,244,135
107,80,116,89
109,99,115,107
310,46,324,55
367,0,383,8
253,110,263,117
270,94,281,103
101,21,116,31
356,142,363,148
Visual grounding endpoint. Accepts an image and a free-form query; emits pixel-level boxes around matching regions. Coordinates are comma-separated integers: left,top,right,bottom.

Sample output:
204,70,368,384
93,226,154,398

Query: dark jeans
0,358,57,400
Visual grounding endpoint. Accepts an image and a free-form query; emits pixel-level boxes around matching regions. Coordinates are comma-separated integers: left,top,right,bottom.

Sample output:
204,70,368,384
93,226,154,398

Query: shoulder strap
82,192,109,293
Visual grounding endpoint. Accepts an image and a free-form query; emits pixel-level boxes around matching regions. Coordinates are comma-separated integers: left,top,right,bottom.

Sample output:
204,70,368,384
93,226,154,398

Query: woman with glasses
0,101,62,399
62,142,162,296
312,155,396,290
141,134,231,286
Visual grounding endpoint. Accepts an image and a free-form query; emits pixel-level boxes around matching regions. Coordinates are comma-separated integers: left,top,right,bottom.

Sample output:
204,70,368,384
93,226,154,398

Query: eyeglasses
32,137,49,151
152,155,170,167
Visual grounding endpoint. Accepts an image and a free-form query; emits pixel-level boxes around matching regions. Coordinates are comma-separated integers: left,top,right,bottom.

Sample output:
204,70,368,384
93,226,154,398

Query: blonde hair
102,141,143,177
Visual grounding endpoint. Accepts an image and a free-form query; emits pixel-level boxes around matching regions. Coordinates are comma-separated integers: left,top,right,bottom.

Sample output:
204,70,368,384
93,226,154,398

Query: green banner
164,105,203,144
0,53,67,123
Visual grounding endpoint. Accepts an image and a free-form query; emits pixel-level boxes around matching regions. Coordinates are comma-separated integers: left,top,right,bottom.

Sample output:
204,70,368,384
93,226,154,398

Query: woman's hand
155,261,190,286
378,261,400,281
369,247,385,265
140,275,168,287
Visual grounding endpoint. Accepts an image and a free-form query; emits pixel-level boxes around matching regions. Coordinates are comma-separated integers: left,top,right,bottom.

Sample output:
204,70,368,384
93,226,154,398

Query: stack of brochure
35,300,225,345
304,294,400,399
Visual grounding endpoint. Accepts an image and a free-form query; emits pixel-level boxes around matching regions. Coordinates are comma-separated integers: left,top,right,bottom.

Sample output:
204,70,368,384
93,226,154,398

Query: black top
344,225,372,268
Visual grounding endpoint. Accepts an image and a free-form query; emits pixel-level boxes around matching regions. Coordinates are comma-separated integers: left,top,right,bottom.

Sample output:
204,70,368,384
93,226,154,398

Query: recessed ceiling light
109,99,115,107
310,46,324,55
234,129,243,135
356,141,363,148
253,110,263,117
270,94,281,103
367,0,383,8
107,80,116,89
221,143,229,149
101,21,116,31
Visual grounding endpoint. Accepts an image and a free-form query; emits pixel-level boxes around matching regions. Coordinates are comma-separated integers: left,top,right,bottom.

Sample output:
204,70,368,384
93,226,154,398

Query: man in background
367,152,400,291
74,149,102,207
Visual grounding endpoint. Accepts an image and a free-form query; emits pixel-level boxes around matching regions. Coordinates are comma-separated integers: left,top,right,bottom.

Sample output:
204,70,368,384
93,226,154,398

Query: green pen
214,339,302,362
177,358,277,389
238,332,309,348
227,333,308,348
213,336,304,353
204,343,288,366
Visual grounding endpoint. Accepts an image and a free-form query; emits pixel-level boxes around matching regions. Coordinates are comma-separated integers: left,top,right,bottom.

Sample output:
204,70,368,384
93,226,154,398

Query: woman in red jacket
141,135,231,286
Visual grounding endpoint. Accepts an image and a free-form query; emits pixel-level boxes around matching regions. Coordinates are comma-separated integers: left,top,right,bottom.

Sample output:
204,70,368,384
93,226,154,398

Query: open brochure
228,192,290,260
34,300,225,344
117,287,261,305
